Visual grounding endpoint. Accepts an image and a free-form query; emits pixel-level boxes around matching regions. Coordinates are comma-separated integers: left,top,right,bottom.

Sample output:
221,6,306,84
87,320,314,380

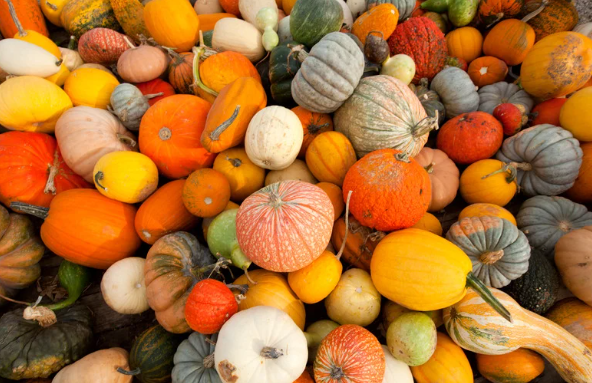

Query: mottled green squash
110,0,150,42
61,0,121,38
290,0,343,47
269,41,306,106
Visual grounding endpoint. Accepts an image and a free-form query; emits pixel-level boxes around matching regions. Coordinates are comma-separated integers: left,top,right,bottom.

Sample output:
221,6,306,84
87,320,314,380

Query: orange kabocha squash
547,298,592,349
476,349,545,383
468,56,509,87
305,131,357,187
565,142,592,204
0,0,48,38
352,4,399,45
524,0,578,41
110,0,150,43
411,332,473,383
331,215,382,271
144,0,200,52
13,189,141,269
293,106,333,158
213,147,265,202
446,27,483,63
201,77,267,153
182,168,231,218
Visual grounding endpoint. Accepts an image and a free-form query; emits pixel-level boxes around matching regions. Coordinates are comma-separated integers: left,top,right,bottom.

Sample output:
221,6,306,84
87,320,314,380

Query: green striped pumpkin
60,0,121,38
290,0,343,47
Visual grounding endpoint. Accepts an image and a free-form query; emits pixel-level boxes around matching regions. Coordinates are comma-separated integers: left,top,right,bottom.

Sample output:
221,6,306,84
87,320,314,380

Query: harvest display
0,0,591,382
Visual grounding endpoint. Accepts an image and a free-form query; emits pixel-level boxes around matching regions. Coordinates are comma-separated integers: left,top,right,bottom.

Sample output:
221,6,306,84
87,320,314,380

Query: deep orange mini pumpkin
136,78,176,106
184,279,237,334
476,349,545,383
352,4,399,45
139,95,216,179
468,56,509,87
293,106,333,158
182,168,231,218
342,149,431,231
212,147,265,202
331,215,382,271
483,18,535,66
0,0,48,38
167,50,195,95
530,98,567,126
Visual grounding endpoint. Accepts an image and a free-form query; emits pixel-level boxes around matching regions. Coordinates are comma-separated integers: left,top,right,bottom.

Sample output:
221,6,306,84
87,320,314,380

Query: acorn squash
269,41,306,106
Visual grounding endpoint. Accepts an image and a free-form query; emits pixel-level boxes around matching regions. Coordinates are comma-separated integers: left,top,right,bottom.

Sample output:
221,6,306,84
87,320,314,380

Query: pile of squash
0,0,591,382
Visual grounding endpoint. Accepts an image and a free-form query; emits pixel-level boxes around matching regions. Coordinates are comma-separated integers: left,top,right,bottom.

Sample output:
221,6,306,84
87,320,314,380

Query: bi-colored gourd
478,81,534,114
207,208,252,273
459,203,516,225
60,0,120,38
53,348,133,383
101,257,149,314
110,0,150,42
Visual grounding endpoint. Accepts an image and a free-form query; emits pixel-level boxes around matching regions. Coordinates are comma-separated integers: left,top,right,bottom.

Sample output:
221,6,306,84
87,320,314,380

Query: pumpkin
446,27,482,63
381,345,413,383
408,78,445,125
60,47,84,72
64,68,120,110
555,226,592,306
496,124,583,196
269,42,306,105
197,13,236,31
560,86,592,142
565,142,592,203
0,132,90,209
172,332,221,383
478,81,534,114
413,147,459,212
386,312,437,366
290,0,343,47
166,51,194,95
0,0,48,38
139,95,215,179
521,32,592,100
137,79,176,106
52,348,132,383
56,106,136,182
265,159,317,185
305,132,356,187
352,4,398,45
444,287,592,383
111,0,150,42
314,325,385,383
215,306,307,383
387,17,448,83
437,112,503,165
316,182,344,221
183,168,231,218
410,332,473,383
430,67,479,119
292,107,334,158
101,257,149,314
60,0,120,38
331,215,380,271
117,42,169,84
411,212,443,235
459,203,516,224
128,325,185,383
197,51,261,100
110,83,155,130
0,305,93,380
144,0,200,52
0,76,72,134
213,148,265,202
185,279,239,334
288,250,342,304
219,0,239,15
477,0,524,26
14,189,140,269
460,159,518,206
468,56,509,87
335,76,437,158
78,28,128,65
0,39,61,78
547,298,592,349
212,18,265,62
368,0,415,20
483,17,535,66
476,349,544,383
525,0,578,41
292,32,364,114
202,77,267,153
531,98,567,126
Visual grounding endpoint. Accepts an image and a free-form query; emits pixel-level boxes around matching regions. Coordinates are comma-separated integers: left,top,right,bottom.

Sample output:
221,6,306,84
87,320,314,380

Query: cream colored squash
381,345,414,383
101,257,150,315
574,22,592,39
194,0,224,14
212,18,265,62
53,348,133,383
381,54,416,85
265,159,317,185
335,0,354,29
239,0,278,29
245,106,303,170
59,47,84,71
0,39,61,77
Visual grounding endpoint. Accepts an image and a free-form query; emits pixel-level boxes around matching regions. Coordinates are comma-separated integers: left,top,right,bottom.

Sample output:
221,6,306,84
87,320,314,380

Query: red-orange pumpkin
531,98,567,126
167,50,195,95
139,95,216,179
78,28,130,65
0,0,48,38
467,56,509,87
477,0,524,26
0,132,90,210
236,180,334,272
136,78,176,106
293,106,334,158
184,279,237,334
331,215,382,271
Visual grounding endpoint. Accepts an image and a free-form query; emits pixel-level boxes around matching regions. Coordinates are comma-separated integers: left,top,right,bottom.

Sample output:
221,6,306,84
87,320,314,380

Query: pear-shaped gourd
256,7,279,52
206,209,252,273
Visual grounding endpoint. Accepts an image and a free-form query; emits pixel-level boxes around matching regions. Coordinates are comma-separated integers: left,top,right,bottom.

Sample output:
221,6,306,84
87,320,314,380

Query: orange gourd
459,203,517,225
212,147,265,202
134,180,200,244
282,0,297,14
352,4,399,45
201,77,267,153
546,298,592,349
218,0,240,15
0,0,48,38
460,159,518,206
560,86,592,141
530,98,567,126
565,143,592,204
525,0,578,41
182,168,231,218
331,215,382,271
144,0,200,52
167,50,195,95
288,250,343,304
411,332,473,383
476,349,545,383
305,132,357,187
483,16,536,66
446,27,483,63
411,212,443,236
468,56,509,87
292,106,333,158
198,13,237,32
294,370,315,383
477,0,524,26
316,182,344,221
139,95,216,179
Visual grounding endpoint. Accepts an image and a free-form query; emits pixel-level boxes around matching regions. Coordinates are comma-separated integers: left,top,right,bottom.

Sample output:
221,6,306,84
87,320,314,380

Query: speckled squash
78,27,129,65
525,0,578,41
546,298,592,349
478,81,534,114
110,0,150,42
60,0,121,38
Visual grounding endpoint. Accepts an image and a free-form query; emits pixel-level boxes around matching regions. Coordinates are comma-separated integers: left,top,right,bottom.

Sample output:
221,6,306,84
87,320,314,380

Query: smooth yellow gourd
0,76,73,133
460,159,518,206
560,86,592,142
288,250,343,304
45,63,71,87
411,212,443,235
64,68,120,109
40,0,70,27
93,151,159,204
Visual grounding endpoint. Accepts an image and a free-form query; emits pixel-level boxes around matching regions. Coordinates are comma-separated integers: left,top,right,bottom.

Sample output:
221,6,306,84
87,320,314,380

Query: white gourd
59,47,84,71
335,0,354,29
194,0,224,14
0,39,62,77
381,345,414,383
101,257,150,315
212,19,265,62
239,0,278,29
381,54,416,85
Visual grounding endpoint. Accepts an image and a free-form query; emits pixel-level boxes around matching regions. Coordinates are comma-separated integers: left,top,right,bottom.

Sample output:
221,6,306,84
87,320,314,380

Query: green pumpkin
269,42,307,106
172,332,221,383
60,0,121,38
129,325,186,383
206,209,251,272
0,305,93,380
290,0,343,47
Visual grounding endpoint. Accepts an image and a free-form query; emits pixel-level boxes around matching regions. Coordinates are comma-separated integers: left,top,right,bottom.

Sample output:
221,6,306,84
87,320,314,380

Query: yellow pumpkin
0,76,72,133
446,27,483,63
64,68,120,109
411,212,443,235
144,0,200,52
45,63,71,87
459,203,517,225
476,349,545,383
460,159,517,206
93,151,159,204
288,250,343,304
305,131,357,187
40,0,70,27
560,86,592,142
411,332,473,383
212,147,265,202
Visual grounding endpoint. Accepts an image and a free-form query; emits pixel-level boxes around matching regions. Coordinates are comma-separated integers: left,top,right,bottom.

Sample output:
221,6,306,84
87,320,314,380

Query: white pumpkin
212,18,265,62
215,306,308,383
194,0,224,14
0,39,61,77
278,16,292,43
347,0,367,18
325,268,382,327
381,345,413,383
59,47,84,72
239,0,278,30
381,54,416,85
574,22,592,39
335,0,354,29
245,106,303,170
101,257,149,315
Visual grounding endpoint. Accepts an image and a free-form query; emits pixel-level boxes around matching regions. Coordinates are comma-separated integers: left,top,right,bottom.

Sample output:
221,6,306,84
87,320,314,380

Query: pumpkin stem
210,105,241,141
197,257,232,279
480,250,504,264
227,157,242,168
158,127,172,141
226,283,249,295
307,122,330,135
260,346,284,359
10,202,49,219
481,163,518,184
23,305,58,327
3,0,26,37
484,12,504,29
94,171,107,191
191,46,219,98
268,190,284,208
287,44,308,64
336,191,353,261
509,161,532,172
367,30,385,39
68,36,76,50
424,163,435,174
122,36,137,50
44,151,60,195
521,0,549,22
242,267,257,285
45,1,58,10
116,368,141,376
394,152,411,163
203,353,215,369
144,92,164,99
162,46,182,60
412,110,440,137
117,134,137,148
329,367,346,380
466,273,513,323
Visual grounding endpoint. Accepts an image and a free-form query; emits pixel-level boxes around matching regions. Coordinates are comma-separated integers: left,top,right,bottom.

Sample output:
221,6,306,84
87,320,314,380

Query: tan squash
555,226,592,306
52,348,132,383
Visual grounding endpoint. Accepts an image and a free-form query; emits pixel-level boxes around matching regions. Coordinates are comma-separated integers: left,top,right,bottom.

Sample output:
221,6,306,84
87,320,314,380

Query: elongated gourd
444,288,592,383
0,39,61,77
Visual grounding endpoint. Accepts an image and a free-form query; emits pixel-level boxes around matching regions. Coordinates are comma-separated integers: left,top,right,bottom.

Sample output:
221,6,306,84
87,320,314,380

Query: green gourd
206,209,252,274
290,0,343,47
269,41,306,106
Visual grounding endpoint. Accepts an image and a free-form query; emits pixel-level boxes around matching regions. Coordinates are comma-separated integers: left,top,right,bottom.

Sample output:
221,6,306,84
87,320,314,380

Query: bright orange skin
446,27,483,63
477,349,545,383
531,98,567,126
306,131,357,187
314,325,386,383
316,182,344,221
293,369,315,383
182,168,231,218
0,0,48,38
342,149,431,231
411,212,443,236
547,297,592,349
459,203,517,225
198,51,261,98
565,143,592,203
293,106,333,158
218,0,240,15
483,19,535,65
468,56,509,87
352,4,399,45
331,216,379,271
197,13,237,32
136,79,176,106
213,147,265,202
411,333,473,383
185,279,237,334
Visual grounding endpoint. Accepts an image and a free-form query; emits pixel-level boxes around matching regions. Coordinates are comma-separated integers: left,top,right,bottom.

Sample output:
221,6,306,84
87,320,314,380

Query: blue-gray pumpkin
172,332,221,383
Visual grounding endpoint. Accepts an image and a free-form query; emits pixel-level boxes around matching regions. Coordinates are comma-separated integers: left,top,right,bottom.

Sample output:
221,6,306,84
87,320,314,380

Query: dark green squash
503,250,560,315
269,42,306,106
409,78,446,125
0,304,93,380
129,324,186,383
202,30,213,48
290,0,343,47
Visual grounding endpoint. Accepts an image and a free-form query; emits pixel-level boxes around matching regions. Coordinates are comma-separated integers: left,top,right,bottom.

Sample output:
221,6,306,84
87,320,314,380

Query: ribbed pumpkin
0,0,48,38
0,132,90,210
139,95,215,179
236,181,334,272
111,0,150,42
430,67,480,119
289,0,344,47
305,132,357,187
352,4,399,45
460,159,518,206
411,332,473,383
212,147,265,202
477,0,524,26
78,28,129,65
468,56,509,87
166,51,194,95
476,349,545,383
117,43,169,84
334,75,437,158
478,82,534,115
13,189,140,269
64,68,120,109
387,17,448,83
413,147,459,212
269,41,306,105
144,0,200,52
445,27,483,63
171,332,220,383
547,298,592,349
294,107,334,158
525,0,578,41
331,215,382,271
459,203,516,225
60,0,121,38
182,168,231,218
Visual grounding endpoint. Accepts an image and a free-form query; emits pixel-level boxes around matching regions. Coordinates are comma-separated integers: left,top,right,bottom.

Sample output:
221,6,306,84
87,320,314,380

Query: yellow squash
560,86,592,142
40,0,70,27
64,67,120,109
460,159,518,206
144,0,200,52
288,250,343,304
411,212,443,235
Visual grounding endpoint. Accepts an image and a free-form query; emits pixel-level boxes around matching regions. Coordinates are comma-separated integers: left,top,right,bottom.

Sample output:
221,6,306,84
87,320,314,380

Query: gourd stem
228,157,242,168
68,36,76,50
367,30,384,39
307,122,330,134
242,267,256,285
336,191,353,261
288,44,308,64
226,283,249,294
466,273,512,323
162,46,182,60
203,353,215,369
144,92,164,99
94,171,106,190
210,106,241,141
116,368,141,376
521,0,549,23
158,127,171,141
4,0,26,37
117,134,137,148
45,1,58,11
10,202,49,219
192,258,232,279
122,36,136,50
45,294,78,311
330,367,345,379
412,110,439,137
0,291,32,305
395,152,411,163
260,346,283,359
425,163,435,174
191,47,219,97
481,163,517,184
44,151,59,195
480,250,504,265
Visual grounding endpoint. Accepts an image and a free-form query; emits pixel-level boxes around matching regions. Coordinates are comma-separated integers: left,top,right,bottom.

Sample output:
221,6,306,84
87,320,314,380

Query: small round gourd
110,84,160,131
460,159,518,206
364,32,390,63
381,54,416,85
288,250,343,304
256,7,279,51
386,312,437,366
478,81,534,114
101,257,149,315
172,332,221,383
430,67,479,119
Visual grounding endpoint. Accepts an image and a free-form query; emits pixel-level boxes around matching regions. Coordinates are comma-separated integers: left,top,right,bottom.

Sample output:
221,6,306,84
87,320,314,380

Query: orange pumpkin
476,349,545,383
144,0,200,52
459,203,517,225
14,189,140,269
305,132,357,187
139,95,216,179
530,98,567,126
201,77,267,153
212,147,265,202
182,168,231,218
468,56,509,87
546,297,592,349
293,106,333,158
134,180,200,244
411,332,473,383
483,19,535,66
218,0,240,15
565,143,592,204
316,182,344,221
525,0,578,41
460,159,518,206
411,212,443,236
331,215,382,271
197,13,237,32
167,50,195,95
477,0,524,26
446,27,483,63
352,4,399,45
413,147,459,212
293,369,315,383
0,0,48,38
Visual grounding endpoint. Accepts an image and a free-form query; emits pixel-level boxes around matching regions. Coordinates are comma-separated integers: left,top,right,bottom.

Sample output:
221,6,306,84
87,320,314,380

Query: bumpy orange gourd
468,56,509,87
305,132,357,187
546,298,592,349
446,27,483,63
525,0,578,41
288,250,343,304
565,142,592,203
316,182,344,221
460,159,518,206
144,0,200,52
411,212,443,236
411,333,473,383
459,203,517,225
182,168,231,218
212,147,265,202
352,4,399,45
293,106,334,158
477,349,545,383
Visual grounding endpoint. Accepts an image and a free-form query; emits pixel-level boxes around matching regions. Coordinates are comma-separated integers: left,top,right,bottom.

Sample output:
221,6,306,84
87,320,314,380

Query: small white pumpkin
101,257,150,315
278,16,292,43
245,106,303,170
574,22,592,39
0,39,62,77
59,47,84,72
215,306,308,383
381,345,413,383
194,0,224,14
212,18,265,62
110,83,155,130
381,54,416,85
347,0,367,18
239,0,278,29
335,0,354,29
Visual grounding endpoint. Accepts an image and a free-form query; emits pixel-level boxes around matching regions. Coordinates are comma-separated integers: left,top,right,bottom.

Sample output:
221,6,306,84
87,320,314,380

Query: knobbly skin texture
386,312,437,366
